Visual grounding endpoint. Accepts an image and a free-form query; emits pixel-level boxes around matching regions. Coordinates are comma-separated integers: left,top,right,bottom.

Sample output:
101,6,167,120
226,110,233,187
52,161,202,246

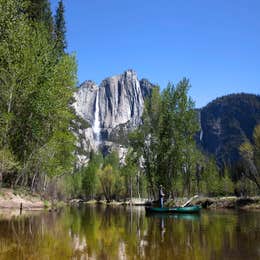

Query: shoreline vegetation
0,189,259,211
83,196,260,210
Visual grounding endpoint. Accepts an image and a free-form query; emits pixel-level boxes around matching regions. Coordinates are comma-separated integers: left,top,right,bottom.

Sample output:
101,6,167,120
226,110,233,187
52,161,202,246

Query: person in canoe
159,185,165,208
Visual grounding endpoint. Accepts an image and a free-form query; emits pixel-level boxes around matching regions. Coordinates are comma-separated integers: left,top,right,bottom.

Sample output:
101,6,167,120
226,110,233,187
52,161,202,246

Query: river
0,205,259,259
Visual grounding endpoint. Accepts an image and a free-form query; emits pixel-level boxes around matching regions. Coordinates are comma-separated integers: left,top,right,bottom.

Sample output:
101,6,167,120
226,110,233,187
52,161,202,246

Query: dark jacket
159,187,164,199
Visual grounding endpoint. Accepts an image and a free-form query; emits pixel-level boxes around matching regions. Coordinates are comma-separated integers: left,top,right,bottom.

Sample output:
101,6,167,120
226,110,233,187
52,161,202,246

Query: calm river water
0,205,259,259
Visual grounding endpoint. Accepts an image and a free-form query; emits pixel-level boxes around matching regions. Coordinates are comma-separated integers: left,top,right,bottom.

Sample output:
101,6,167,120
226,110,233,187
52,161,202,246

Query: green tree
157,79,199,196
98,165,116,202
103,151,125,199
200,157,220,195
103,151,120,169
54,0,66,56
130,79,200,198
239,124,260,190
129,86,161,198
121,149,139,199
81,152,103,199
0,148,19,187
0,0,77,193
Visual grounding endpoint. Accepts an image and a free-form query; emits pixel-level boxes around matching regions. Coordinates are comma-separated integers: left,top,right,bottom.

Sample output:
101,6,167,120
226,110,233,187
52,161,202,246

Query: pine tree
54,0,67,56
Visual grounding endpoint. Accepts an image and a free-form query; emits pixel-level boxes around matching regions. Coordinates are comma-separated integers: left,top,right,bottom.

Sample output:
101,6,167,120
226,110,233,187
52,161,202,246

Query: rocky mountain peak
73,70,155,165
80,80,97,88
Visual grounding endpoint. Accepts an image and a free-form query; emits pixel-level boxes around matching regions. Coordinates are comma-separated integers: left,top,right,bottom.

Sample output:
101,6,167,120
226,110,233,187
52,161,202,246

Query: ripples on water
0,205,259,259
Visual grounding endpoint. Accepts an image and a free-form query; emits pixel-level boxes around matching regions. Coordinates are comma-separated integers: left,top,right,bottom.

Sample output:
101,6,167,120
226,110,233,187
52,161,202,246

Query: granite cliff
73,70,154,165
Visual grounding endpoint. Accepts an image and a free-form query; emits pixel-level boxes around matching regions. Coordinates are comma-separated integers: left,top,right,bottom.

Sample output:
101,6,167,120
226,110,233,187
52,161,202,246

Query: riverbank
195,196,260,210
71,196,260,210
165,196,260,210
0,188,45,210
1,189,259,211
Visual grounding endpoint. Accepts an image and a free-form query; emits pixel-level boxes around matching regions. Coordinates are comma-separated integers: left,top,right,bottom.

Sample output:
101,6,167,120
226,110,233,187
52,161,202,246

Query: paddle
181,195,199,207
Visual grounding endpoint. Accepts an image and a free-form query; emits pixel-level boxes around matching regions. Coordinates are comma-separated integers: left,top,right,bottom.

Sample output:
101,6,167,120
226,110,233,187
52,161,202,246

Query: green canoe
145,205,201,214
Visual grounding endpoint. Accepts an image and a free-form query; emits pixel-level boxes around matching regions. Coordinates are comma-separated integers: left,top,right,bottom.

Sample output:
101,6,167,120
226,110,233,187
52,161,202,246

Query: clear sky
50,0,260,108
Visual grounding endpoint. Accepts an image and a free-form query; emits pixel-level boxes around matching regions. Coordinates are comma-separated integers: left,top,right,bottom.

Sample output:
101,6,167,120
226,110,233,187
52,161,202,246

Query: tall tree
0,0,30,185
156,79,199,196
54,0,66,56
130,79,200,197
129,86,161,198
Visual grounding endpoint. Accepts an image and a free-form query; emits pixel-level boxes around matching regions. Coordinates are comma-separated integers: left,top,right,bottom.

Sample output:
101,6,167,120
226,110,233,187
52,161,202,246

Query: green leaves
0,0,77,192
27,0,54,34
239,124,260,190
0,148,20,176
130,79,201,197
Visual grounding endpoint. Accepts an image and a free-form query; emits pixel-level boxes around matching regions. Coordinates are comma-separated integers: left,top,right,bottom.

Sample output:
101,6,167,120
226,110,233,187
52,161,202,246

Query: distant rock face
198,93,260,166
73,70,154,165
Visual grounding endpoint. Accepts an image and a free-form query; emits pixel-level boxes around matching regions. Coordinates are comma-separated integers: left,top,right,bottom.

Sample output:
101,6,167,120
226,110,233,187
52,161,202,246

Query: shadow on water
0,206,259,259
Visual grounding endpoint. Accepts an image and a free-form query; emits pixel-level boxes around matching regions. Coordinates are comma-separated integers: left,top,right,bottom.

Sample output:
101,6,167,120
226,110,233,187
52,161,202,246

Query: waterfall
93,90,101,143
199,110,203,142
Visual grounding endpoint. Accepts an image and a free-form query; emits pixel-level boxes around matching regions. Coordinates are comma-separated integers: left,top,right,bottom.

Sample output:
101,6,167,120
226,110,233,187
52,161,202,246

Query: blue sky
50,0,260,108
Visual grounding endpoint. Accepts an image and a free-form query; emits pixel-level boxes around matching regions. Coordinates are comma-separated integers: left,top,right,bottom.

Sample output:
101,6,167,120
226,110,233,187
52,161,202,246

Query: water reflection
0,206,259,259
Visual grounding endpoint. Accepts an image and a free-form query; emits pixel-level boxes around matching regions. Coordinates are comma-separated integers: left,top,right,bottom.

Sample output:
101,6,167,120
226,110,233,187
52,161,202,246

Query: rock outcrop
73,70,154,165
198,93,260,165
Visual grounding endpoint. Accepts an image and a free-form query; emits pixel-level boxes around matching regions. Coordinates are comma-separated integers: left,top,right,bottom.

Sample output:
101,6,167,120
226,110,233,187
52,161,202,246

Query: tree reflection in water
0,206,259,259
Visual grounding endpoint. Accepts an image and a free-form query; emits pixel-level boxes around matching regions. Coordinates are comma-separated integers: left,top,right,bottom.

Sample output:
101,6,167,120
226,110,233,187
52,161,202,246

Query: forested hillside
200,93,260,165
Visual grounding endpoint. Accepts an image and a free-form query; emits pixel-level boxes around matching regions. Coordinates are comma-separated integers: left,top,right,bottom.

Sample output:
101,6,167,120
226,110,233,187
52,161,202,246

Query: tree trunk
137,172,140,198
130,176,133,200
30,172,37,192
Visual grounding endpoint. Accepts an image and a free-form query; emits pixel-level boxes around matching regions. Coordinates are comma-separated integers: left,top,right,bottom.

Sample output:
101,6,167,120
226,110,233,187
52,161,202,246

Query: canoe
145,205,201,214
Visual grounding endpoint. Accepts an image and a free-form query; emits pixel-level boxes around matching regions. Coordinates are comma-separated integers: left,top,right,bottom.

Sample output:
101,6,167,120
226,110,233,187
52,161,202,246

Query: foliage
0,148,19,186
239,124,260,190
54,0,66,56
130,79,201,197
81,152,103,199
200,93,260,166
129,86,161,197
99,152,125,201
97,165,116,202
0,0,77,194
120,149,142,198
27,0,53,33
